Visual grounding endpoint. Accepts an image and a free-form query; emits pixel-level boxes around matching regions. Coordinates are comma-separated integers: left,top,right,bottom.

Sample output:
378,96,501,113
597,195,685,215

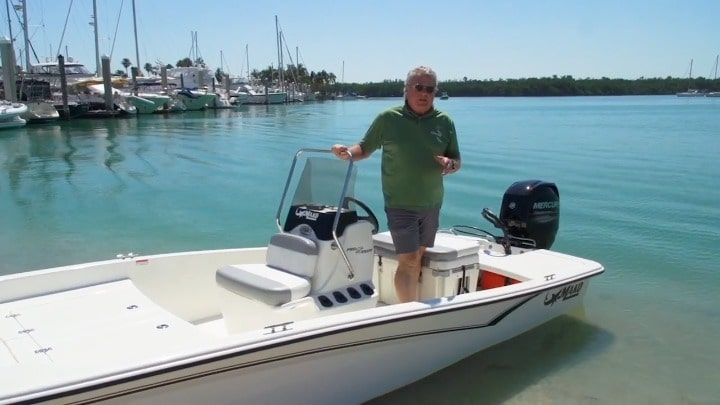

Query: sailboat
706,55,720,98
676,59,705,97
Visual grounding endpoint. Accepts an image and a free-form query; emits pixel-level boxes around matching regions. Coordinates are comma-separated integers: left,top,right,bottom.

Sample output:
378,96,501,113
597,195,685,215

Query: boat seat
216,233,318,306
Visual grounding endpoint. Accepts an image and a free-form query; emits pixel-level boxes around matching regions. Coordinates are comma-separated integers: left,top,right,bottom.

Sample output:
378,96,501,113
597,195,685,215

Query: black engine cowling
499,180,559,249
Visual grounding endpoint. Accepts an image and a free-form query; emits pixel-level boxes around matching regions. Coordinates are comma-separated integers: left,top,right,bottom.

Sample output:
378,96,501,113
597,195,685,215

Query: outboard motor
499,180,559,249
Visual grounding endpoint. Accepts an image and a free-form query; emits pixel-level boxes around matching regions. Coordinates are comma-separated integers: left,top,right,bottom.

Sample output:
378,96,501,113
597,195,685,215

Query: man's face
405,74,436,115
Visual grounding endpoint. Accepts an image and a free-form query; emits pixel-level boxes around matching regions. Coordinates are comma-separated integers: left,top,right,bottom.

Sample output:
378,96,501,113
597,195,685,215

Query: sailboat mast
246,44,249,81
275,15,283,91
689,59,693,79
93,0,100,74
4,0,13,49
132,0,140,73
20,0,29,70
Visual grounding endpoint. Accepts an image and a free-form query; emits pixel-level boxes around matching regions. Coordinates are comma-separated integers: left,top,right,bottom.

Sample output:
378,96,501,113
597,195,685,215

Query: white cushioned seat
215,233,318,306
216,264,311,306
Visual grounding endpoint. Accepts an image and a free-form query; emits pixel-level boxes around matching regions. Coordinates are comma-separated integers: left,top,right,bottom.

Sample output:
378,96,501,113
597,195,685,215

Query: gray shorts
385,206,441,254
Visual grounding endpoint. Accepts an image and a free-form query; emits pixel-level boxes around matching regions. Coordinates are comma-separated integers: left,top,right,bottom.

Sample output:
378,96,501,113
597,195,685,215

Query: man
331,66,461,302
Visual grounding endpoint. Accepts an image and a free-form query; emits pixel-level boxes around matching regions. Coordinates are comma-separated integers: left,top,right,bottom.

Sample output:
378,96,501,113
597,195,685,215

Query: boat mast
132,0,140,73
275,15,283,91
20,0,29,70
4,0,13,48
93,0,100,74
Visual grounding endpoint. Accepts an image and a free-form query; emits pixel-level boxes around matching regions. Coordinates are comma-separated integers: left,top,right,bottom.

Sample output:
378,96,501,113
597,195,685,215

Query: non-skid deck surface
0,279,210,367
478,249,603,280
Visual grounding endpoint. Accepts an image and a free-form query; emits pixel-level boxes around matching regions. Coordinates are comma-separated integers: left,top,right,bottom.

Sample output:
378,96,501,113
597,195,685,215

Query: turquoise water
1,96,719,403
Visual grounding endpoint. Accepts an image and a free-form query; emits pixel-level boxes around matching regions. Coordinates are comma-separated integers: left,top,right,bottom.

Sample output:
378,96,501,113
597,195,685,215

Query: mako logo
533,201,558,210
543,281,583,306
295,208,319,221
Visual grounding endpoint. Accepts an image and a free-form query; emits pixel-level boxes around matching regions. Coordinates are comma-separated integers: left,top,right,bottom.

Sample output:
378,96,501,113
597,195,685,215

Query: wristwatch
449,159,456,170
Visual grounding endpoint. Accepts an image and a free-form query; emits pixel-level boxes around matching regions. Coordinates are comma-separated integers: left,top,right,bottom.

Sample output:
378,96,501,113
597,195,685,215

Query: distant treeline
330,75,720,97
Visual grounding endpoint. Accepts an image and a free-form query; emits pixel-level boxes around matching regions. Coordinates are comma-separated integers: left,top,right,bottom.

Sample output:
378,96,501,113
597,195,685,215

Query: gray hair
404,66,437,86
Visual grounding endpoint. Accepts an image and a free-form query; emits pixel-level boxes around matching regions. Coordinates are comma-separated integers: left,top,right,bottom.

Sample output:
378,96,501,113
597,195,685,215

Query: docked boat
174,89,217,111
232,84,287,105
21,101,59,123
26,58,97,86
0,100,28,129
0,148,604,404
113,88,173,114
73,82,137,117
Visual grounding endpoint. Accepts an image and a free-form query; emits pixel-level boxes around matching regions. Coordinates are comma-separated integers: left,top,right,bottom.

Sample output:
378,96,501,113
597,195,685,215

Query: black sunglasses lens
413,84,434,93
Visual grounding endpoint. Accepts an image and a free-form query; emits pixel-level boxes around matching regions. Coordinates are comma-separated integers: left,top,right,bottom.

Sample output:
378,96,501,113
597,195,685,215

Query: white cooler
372,231,481,304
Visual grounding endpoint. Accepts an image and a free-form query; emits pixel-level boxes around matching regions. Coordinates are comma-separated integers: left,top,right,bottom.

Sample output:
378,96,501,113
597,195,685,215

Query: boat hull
21,101,60,123
0,101,28,129
11,286,593,404
1,246,597,404
175,91,216,111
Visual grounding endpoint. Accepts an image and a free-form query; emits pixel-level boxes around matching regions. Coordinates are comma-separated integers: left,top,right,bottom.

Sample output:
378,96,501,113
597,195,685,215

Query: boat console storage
216,150,379,331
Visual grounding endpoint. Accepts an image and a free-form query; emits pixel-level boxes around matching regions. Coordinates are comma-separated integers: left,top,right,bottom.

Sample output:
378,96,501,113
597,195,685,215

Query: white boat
304,91,318,102
0,100,28,129
123,91,172,114
676,58,706,97
174,89,217,111
676,89,705,97
0,149,604,404
706,55,719,97
27,58,97,85
71,81,138,116
20,101,59,123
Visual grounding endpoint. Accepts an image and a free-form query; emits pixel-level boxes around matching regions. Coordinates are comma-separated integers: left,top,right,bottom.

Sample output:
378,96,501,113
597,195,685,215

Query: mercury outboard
472,180,559,254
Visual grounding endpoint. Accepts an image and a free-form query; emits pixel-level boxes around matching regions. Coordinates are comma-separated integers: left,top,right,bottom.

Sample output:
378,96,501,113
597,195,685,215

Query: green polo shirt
359,103,460,210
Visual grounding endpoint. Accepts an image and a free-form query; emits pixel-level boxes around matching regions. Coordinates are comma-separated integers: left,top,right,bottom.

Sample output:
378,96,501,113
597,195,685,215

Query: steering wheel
343,196,380,234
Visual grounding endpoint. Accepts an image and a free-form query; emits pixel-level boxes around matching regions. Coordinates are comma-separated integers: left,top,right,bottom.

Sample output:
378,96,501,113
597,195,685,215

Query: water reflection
62,130,77,182
103,121,124,170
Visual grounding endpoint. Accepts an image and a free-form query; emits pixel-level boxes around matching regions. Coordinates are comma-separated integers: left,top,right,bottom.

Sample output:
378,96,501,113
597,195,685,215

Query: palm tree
250,69,261,81
296,63,309,85
143,62,154,77
121,58,132,76
176,58,193,67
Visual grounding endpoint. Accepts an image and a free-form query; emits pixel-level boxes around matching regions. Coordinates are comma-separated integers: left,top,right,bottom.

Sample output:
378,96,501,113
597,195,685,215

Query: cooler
372,232,481,304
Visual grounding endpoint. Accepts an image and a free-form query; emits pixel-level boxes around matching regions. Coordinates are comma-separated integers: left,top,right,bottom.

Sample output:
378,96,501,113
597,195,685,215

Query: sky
2,0,719,83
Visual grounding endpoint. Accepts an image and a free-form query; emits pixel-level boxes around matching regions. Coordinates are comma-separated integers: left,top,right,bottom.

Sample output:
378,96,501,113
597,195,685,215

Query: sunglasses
412,84,436,94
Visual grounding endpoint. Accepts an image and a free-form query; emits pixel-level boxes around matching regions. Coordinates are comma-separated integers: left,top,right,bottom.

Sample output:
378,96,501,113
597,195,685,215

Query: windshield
277,150,357,231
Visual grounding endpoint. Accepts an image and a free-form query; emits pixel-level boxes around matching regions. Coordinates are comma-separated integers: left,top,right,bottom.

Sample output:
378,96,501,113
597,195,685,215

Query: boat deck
0,279,211,367
476,248,595,281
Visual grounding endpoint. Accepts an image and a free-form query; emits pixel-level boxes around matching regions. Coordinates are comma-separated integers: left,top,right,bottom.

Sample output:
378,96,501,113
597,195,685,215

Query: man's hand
331,144,350,160
434,156,458,175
